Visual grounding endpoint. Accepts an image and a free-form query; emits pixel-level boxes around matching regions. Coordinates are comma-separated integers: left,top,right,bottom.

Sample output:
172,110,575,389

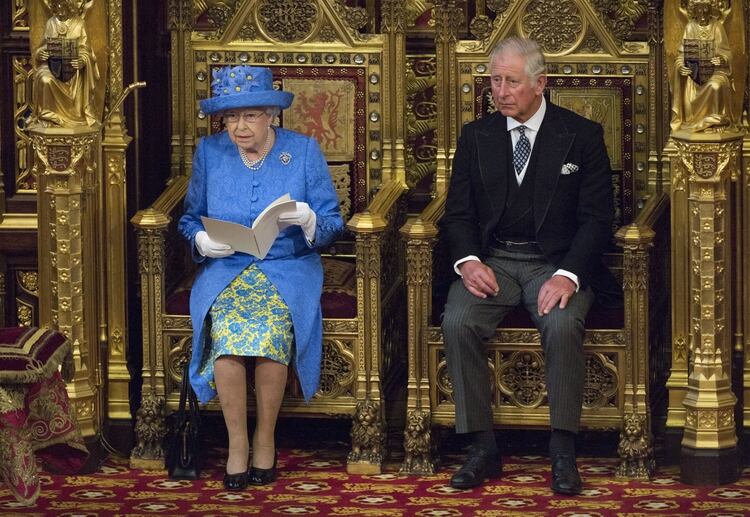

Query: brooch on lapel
280,152,292,165
561,162,579,175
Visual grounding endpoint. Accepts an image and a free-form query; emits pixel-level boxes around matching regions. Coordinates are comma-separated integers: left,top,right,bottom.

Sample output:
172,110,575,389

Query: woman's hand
278,202,317,242
195,230,234,258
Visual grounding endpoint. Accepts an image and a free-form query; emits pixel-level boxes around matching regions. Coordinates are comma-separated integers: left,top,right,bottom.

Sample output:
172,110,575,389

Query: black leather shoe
248,450,277,486
223,469,249,491
449,446,502,489
551,454,582,495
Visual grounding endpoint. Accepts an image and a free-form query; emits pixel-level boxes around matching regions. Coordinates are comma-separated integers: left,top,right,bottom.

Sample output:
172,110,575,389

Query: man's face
490,52,546,123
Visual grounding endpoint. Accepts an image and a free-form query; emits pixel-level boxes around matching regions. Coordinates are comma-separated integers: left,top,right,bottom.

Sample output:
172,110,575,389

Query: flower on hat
199,65,294,114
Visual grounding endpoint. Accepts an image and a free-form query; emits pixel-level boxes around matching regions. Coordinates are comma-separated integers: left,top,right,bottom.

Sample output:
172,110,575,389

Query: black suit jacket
440,103,621,305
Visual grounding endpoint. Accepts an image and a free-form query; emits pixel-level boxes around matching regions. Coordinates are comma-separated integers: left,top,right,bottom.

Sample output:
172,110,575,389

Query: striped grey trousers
441,247,594,434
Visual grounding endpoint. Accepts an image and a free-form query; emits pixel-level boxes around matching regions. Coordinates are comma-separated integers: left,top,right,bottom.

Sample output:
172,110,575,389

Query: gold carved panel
283,78,356,162
328,164,352,220
12,0,29,31
13,56,35,192
549,88,623,170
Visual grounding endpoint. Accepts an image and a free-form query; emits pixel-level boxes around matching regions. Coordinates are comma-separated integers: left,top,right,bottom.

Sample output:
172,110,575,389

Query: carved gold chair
399,6,670,478
130,1,408,474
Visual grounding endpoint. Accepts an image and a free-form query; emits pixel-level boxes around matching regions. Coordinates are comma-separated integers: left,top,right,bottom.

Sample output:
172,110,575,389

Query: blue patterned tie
513,125,531,177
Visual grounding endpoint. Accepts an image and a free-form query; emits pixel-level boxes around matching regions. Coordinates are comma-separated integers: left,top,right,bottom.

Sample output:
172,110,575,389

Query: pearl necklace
239,131,273,171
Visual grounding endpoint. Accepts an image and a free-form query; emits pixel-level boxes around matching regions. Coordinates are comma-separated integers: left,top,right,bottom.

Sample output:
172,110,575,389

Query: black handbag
166,362,202,479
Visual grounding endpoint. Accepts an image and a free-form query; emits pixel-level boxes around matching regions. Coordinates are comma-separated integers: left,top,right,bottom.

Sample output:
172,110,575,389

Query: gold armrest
346,179,407,233
615,192,670,247
399,191,446,240
130,176,190,230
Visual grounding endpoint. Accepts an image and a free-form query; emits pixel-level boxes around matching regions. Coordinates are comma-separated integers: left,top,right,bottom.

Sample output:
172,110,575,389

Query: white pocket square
561,163,579,175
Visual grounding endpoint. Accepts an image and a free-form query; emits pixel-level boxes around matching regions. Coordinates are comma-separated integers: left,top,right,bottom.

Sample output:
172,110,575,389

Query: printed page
199,194,296,259
200,216,260,256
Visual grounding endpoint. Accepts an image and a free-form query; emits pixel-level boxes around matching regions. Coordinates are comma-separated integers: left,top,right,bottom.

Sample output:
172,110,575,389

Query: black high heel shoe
248,450,277,485
223,469,249,490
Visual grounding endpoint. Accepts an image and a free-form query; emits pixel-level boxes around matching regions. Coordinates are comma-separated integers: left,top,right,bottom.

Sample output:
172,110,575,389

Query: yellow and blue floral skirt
198,264,293,391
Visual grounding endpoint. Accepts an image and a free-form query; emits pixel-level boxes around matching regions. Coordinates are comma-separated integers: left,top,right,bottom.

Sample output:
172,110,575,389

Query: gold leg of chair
399,408,437,475
347,398,386,474
129,388,167,470
615,412,655,479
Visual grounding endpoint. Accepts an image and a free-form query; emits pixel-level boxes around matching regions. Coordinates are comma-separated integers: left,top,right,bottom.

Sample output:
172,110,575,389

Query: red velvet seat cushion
0,327,70,383
165,258,358,319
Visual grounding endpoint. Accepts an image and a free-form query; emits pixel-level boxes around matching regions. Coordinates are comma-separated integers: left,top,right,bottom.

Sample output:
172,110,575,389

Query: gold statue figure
31,0,100,127
670,0,736,132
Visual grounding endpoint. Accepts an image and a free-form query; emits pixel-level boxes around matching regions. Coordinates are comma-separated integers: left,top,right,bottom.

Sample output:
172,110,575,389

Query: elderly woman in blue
178,65,344,490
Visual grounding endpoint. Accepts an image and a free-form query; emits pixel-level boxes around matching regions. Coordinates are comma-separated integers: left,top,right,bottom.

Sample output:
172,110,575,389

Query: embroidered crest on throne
282,78,356,162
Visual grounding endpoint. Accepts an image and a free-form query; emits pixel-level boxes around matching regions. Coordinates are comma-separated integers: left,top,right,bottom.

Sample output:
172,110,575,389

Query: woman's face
222,108,271,153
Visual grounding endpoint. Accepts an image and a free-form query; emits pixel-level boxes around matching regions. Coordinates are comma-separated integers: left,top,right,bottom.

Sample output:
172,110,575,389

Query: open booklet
200,193,297,259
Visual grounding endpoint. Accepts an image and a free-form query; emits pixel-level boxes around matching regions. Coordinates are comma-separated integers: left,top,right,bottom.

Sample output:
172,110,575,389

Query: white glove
279,201,317,242
194,230,234,258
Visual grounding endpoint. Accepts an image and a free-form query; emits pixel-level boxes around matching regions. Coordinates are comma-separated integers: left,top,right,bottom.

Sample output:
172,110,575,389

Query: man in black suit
440,37,617,494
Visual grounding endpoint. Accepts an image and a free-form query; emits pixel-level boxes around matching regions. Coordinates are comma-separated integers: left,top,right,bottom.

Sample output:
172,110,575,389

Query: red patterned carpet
3,436,750,517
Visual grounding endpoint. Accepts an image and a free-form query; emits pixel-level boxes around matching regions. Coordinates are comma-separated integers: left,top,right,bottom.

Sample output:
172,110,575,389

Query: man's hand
458,260,499,299
537,275,576,316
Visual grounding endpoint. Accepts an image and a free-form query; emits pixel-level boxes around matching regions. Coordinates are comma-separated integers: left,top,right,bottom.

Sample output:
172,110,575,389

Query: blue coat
178,127,344,403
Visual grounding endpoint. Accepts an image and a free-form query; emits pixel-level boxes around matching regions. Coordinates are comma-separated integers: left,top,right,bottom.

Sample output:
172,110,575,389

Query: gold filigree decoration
13,57,34,192
405,57,437,188
521,0,583,54
591,0,647,40
318,339,355,398
615,412,654,479
17,301,33,327
433,0,463,44
328,165,352,221
257,0,318,43
332,0,369,33
17,271,38,295
469,14,492,41
497,351,546,408
583,353,618,408
12,0,29,30
487,0,510,13
238,22,258,40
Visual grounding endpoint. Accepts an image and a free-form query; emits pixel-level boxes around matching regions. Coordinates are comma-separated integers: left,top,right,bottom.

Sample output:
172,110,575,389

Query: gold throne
399,0,670,479
130,0,408,474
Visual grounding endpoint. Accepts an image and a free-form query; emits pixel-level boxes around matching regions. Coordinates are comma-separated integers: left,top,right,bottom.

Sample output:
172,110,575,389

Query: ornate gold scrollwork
521,0,584,55
583,353,619,408
318,339,356,398
257,0,318,43
497,351,546,408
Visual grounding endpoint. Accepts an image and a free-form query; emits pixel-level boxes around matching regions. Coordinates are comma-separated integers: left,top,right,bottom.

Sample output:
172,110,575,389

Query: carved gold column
103,0,132,421
29,126,102,438
129,209,170,469
742,135,750,450
615,194,665,479
399,193,444,475
380,0,406,184
672,132,741,484
432,0,462,195
345,180,405,474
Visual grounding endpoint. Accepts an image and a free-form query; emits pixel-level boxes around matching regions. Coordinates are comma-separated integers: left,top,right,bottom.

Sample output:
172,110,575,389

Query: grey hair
489,37,546,81
264,106,281,118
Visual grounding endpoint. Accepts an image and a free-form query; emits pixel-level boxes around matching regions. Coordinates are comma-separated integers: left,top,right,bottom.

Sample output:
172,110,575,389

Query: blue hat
199,66,294,115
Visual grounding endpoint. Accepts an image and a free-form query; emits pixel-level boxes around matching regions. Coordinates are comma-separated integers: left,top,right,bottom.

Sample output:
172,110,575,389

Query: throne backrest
438,2,652,230
184,1,396,229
